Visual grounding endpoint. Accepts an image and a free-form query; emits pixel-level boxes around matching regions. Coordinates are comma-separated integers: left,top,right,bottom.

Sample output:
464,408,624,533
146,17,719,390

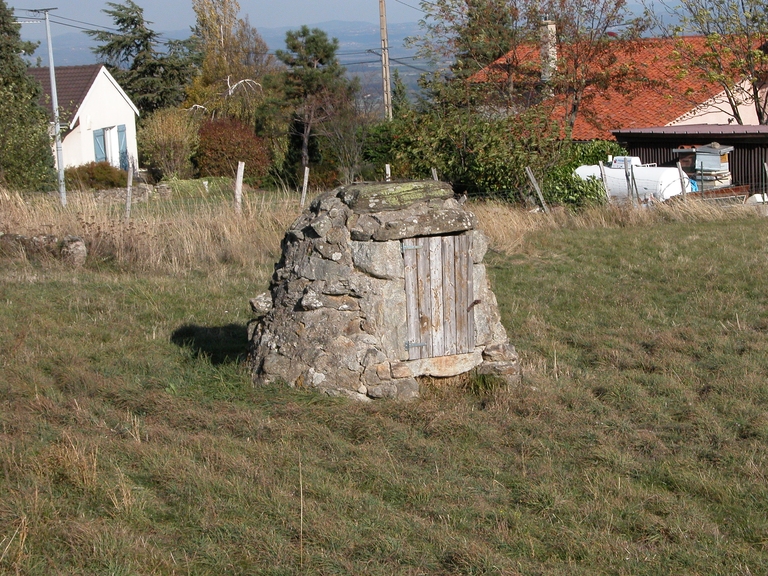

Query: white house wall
59,68,139,170
670,80,763,126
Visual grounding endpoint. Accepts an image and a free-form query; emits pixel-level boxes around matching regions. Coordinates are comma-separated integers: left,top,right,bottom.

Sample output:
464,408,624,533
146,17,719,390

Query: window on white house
93,124,128,170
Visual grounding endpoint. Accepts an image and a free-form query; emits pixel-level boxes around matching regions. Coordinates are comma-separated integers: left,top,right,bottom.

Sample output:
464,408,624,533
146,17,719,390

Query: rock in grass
0,232,87,267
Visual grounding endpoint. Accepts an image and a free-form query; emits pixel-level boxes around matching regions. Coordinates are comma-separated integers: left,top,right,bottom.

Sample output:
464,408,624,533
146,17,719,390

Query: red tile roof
28,64,103,122
473,37,729,140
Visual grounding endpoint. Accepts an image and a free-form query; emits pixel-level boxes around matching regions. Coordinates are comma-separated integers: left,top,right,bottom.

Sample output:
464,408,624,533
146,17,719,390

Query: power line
43,13,122,32
18,10,119,32
342,59,383,66
336,49,382,56
19,10,185,45
389,56,432,73
391,0,427,13
392,0,463,17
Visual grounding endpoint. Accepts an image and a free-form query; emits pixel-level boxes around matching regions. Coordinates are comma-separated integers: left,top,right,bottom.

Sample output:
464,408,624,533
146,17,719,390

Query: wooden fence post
598,161,610,201
125,162,133,221
300,166,310,208
630,164,640,205
234,161,245,215
676,161,688,200
525,166,550,214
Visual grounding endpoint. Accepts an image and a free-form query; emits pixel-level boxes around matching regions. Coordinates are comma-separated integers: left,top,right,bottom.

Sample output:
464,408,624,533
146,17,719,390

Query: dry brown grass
4,187,760,277
470,198,764,255
0,188,301,278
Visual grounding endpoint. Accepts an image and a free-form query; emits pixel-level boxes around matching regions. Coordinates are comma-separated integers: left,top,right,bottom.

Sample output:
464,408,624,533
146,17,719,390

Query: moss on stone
338,181,453,212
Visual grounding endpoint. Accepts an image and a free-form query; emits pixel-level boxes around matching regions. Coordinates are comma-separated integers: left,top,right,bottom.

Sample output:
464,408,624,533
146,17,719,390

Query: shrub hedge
195,118,271,186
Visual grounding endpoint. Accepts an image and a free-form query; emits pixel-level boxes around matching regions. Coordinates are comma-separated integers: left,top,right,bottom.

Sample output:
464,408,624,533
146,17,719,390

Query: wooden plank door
403,233,474,360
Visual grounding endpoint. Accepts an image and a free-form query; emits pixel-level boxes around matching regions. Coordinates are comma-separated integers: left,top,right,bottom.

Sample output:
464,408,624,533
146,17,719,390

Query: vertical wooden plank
442,235,457,356
466,232,475,350
403,238,421,360
429,236,444,356
455,233,470,354
416,236,432,357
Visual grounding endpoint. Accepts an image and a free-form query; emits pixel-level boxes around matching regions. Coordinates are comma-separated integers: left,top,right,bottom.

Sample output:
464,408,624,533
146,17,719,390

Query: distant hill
25,21,423,72
25,20,427,101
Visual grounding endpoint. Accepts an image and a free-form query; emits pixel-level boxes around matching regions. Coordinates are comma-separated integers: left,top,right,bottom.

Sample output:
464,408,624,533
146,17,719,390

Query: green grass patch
1,210,767,574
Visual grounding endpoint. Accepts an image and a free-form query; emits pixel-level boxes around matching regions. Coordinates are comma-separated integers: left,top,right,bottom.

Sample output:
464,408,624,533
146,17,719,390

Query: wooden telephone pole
378,0,393,120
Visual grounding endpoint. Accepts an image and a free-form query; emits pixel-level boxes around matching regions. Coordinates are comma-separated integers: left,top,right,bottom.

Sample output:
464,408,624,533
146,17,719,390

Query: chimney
540,19,557,84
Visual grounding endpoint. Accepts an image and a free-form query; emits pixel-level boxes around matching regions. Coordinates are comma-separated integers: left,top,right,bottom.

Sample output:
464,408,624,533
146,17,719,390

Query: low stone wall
0,233,87,266
91,183,155,203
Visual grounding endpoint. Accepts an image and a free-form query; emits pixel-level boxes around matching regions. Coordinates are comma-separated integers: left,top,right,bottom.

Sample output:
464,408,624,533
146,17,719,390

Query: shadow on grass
170,323,249,365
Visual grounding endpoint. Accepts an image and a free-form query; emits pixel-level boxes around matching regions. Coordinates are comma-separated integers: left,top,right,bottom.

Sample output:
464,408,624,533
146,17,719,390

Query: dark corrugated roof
613,125,768,136
612,124,768,145
28,64,103,121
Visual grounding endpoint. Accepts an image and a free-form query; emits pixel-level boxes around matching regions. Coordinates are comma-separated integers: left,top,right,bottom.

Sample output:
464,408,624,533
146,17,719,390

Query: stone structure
248,181,519,400
0,233,87,267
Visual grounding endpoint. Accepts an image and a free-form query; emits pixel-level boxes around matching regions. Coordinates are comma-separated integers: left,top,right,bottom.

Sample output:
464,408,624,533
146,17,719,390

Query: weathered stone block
297,255,352,282
314,241,345,262
1,233,87,266
250,291,273,315
371,209,476,241
348,214,380,241
309,215,333,238
482,342,518,363
60,236,87,267
391,362,413,379
323,294,360,311
358,278,408,361
300,290,324,310
472,264,507,347
476,361,520,376
326,226,349,245
470,230,489,263
367,383,398,399
350,240,404,279
338,181,453,213
375,362,392,381
404,351,483,378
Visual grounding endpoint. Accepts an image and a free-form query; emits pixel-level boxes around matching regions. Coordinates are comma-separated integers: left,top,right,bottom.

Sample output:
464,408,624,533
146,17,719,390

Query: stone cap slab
337,181,453,213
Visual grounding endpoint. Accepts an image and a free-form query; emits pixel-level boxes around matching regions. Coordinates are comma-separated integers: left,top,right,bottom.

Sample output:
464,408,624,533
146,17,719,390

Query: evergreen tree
276,26,353,169
392,68,410,117
88,1,200,114
0,0,55,191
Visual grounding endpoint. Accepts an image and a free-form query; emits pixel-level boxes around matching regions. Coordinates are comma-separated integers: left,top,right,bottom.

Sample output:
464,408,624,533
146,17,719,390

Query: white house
28,64,139,171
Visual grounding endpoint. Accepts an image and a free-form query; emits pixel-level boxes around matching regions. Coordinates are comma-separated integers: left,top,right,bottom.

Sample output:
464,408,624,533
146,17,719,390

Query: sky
11,0,423,40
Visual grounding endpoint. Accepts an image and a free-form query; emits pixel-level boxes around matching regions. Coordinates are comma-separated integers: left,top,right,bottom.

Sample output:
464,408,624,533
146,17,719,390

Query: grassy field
1,188,767,574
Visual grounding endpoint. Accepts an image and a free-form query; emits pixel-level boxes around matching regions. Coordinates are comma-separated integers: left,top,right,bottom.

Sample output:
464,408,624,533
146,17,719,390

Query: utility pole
31,8,66,206
378,0,393,121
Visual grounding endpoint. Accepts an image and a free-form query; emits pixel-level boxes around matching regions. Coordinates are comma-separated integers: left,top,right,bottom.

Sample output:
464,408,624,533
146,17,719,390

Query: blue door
93,129,106,162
